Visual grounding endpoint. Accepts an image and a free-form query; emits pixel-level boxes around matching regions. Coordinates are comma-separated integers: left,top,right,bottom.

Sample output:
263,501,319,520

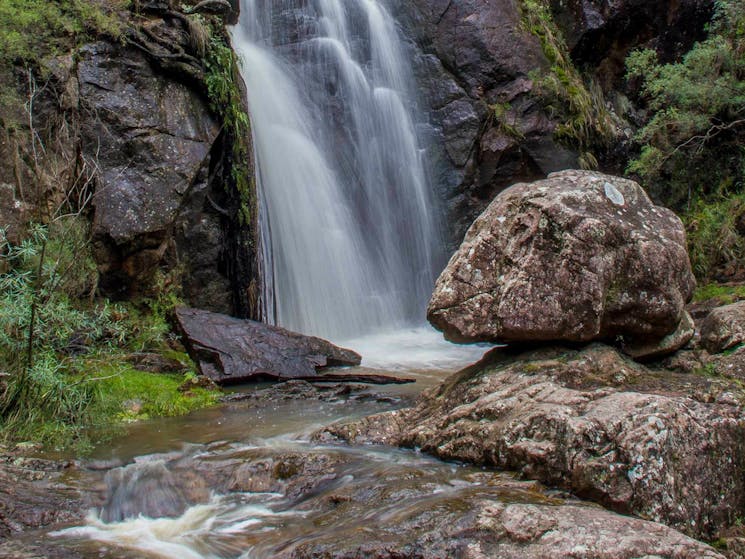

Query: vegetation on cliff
0,221,219,450
0,0,127,68
626,0,745,280
0,2,247,451
519,0,616,170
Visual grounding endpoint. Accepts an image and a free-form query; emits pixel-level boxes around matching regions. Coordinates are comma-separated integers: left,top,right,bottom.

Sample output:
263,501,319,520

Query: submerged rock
319,344,745,539
428,170,695,357
175,307,361,385
220,380,407,406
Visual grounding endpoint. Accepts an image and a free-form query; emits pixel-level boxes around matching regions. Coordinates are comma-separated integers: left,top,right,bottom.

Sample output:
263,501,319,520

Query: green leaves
205,33,254,226
0,221,218,450
520,0,616,164
625,0,745,208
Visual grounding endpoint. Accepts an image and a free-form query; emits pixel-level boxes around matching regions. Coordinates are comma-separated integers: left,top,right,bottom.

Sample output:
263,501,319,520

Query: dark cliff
0,0,260,318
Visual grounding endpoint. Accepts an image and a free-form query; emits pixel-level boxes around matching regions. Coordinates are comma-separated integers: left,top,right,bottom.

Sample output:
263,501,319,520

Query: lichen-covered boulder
700,301,745,354
318,344,745,540
428,170,695,353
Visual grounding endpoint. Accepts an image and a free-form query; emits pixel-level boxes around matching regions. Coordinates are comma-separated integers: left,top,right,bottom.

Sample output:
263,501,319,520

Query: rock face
700,301,745,354
390,0,716,247
0,5,258,317
175,307,361,385
428,170,696,354
550,0,714,90
319,344,745,539
76,28,243,312
393,0,581,248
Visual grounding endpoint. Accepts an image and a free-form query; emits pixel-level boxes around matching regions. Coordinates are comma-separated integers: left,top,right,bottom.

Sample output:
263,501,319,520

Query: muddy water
23,335,534,559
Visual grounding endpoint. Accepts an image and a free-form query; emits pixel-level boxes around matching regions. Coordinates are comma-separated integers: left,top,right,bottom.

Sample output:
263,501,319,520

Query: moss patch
80,356,218,422
518,0,616,166
0,0,128,69
693,283,745,304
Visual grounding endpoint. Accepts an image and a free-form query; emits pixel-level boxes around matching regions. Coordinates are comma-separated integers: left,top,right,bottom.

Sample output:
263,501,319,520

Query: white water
231,0,444,342
52,442,483,559
340,327,491,372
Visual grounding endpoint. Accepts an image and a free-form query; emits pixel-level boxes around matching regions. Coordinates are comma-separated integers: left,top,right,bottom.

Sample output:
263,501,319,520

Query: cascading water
231,0,444,342
32,6,495,558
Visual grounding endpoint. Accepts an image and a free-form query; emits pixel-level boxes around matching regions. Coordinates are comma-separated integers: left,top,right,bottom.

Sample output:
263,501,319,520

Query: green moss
693,363,719,378
518,0,615,163
0,0,128,69
0,354,219,451
1,225,221,452
489,102,525,140
205,33,255,228
693,283,745,303
80,357,219,422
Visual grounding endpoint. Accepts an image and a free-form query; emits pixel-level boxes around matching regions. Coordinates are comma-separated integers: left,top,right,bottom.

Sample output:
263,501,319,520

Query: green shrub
205,33,254,226
683,191,745,279
0,223,219,451
625,0,745,207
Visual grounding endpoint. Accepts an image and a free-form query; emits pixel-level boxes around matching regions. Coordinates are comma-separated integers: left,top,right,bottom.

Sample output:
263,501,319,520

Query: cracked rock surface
318,343,745,539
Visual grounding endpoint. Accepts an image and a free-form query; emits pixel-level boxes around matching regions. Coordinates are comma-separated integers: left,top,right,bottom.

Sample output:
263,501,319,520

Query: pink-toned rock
318,344,745,539
427,170,696,357
700,301,745,354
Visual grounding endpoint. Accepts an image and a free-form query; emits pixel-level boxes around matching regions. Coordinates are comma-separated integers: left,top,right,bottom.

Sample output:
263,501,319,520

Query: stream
13,332,514,559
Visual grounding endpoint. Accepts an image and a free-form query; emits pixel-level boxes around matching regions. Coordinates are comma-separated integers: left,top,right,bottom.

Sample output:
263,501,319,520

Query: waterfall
231,0,444,342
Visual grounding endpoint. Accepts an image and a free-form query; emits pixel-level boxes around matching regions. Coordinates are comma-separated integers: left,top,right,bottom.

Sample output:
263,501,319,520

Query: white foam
337,326,491,372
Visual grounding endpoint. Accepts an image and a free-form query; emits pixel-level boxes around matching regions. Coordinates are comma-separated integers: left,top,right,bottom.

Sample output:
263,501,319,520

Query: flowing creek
28,339,503,559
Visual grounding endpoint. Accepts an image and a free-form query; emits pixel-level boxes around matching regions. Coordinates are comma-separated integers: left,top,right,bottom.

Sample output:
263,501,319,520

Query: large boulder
428,170,696,354
175,308,361,385
319,344,745,540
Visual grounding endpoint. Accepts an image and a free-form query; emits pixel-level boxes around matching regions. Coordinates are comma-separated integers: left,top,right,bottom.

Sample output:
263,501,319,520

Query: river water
38,341,500,559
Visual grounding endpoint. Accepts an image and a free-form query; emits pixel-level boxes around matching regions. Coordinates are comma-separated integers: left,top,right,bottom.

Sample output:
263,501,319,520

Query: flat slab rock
318,343,745,540
175,307,362,385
